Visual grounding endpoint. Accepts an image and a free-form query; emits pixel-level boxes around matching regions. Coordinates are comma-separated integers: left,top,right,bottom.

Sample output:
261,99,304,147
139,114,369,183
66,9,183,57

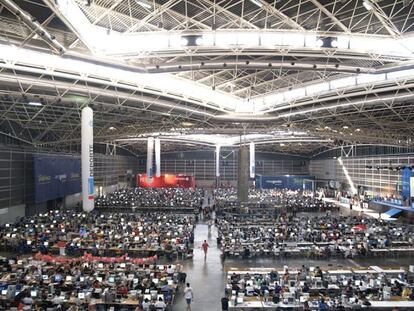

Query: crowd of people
214,189,336,214
0,257,186,310
95,188,204,209
0,211,195,259
217,214,414,259
225,265,414,310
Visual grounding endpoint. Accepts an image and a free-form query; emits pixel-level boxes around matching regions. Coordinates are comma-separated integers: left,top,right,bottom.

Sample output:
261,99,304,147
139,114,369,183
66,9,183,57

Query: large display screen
137,174,195,188
255,175,315,190
34,155,81,203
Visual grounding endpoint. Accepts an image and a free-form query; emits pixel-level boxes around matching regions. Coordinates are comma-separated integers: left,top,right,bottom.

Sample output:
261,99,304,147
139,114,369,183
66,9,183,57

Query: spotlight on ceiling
195,37,203,45
27,101,42,107
180,37,189,46
362,0,373,11
135,0,151,9
180,35,203,46
316,37,339,48
249,0,263,8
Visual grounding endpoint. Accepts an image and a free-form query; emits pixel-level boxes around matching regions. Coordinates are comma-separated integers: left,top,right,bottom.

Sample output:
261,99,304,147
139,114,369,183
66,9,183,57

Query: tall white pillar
146,137,154,182
155,138,161,177
249,142,255,178
215,145,221,177
81,106,94,212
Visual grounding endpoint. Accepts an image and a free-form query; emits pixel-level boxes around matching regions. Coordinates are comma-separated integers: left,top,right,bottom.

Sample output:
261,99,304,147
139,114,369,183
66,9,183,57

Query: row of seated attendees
224,265,414,310
0,257,186,310
95,187,204,208
217,214,414,259
214,188,335,213
0,211,195,260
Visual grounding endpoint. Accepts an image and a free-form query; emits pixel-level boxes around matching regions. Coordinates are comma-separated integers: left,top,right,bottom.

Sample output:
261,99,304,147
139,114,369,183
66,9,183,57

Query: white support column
215,145,221,177
146,137,154,182
249,142,255,179
81,106,94,212
155,138,161,177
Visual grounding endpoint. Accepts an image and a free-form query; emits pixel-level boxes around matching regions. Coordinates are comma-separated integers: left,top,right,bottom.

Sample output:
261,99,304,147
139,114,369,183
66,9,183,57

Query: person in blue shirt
318,298,329,311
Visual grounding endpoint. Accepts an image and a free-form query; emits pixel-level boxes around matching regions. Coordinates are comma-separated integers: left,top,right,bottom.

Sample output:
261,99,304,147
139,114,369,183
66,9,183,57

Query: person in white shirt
184,283,194,311
154,297,167,311
142,298,150,311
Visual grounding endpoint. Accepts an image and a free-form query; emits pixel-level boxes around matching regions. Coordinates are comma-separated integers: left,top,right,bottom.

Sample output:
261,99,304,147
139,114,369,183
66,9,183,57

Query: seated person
154,297,167,311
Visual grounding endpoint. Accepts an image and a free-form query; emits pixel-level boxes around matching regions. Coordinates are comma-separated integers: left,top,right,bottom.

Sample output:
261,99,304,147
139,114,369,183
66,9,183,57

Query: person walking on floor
184,283,194,311
202,240,209,259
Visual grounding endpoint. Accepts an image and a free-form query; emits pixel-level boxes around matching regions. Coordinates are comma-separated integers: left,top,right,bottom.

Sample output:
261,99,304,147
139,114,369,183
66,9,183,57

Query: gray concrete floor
173,221,225,311
172,218,413,311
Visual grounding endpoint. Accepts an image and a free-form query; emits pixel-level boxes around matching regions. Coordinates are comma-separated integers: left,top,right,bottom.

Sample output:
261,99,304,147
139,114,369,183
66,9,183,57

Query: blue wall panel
34,155,81,203
255,175,315,190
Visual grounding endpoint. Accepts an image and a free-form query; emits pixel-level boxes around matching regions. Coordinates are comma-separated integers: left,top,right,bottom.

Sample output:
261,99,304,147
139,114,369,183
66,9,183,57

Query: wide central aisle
173,221,225,311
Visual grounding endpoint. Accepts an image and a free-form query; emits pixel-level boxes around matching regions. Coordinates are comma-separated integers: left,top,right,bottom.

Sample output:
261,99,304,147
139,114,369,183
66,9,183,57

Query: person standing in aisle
202,240,209,259
184,283,194,311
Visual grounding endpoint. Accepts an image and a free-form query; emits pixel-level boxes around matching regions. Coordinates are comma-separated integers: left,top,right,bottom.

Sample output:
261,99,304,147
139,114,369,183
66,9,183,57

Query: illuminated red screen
137,174,195,188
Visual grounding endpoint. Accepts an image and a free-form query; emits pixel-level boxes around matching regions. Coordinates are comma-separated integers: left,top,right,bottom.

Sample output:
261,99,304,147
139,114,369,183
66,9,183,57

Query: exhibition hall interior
1,0,414,310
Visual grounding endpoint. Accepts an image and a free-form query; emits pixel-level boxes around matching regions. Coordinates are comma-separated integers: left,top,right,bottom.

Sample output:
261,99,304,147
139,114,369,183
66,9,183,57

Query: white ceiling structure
0,0,414,156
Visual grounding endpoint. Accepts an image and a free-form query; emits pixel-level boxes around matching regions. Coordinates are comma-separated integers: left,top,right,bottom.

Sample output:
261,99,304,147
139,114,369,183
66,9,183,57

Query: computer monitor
133,278,138,284
44,242,49,246
98,263,104,268
30,290,37,298
152,278,159,284
96,277,103,283
27,241,32,245
144,294,151,301
120,263,126,268
65,276,72,282
1,290,7,295
355,280,361,286
78,292,85,299
55,275,62,282
108,276,115,283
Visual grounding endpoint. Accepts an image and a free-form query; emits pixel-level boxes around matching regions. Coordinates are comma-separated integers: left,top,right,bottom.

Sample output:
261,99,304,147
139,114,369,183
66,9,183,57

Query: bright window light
284,88,306,101
306,82,330,96
237,33,260,45
335,36,349,49
387,69,414,80
260,33,282,46
215,32,237,46
337,157,357,194
304,35,318,48
200,33,215,46
356,74,386,84
330,76,356,89
282,33,305,46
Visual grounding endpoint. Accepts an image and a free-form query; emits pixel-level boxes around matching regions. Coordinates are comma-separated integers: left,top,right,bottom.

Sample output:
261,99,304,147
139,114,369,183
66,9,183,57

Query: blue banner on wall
401,167,412,200
34,155,81,203
255,175,315,190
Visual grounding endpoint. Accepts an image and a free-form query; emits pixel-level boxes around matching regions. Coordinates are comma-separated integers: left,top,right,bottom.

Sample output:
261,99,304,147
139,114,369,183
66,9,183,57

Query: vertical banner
249,142,255,178
155,138,161,177
215,145,220,177
146,137,154,182
402,167,412,200
81,107,94,212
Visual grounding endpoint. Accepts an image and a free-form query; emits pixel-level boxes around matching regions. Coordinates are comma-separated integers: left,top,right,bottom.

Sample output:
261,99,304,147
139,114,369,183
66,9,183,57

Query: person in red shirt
201,240,209,259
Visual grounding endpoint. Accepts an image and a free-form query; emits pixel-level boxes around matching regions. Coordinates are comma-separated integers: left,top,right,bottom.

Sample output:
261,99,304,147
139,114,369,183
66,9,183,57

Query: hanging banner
215,145,220,177
155,138,161,177
81,107,94,213
402,167,412,200
146,137,154,182
249,142,255,178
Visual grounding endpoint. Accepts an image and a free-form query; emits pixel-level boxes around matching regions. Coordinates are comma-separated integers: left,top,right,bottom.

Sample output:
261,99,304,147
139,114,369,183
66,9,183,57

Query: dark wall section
0,144,140,215
139,149,309,184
